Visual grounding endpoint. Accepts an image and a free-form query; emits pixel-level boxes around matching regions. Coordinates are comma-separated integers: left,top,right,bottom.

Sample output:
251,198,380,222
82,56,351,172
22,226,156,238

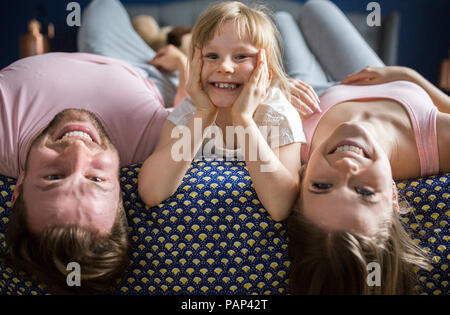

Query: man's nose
218,57,234,73
334,158,359,175
63,140,91,172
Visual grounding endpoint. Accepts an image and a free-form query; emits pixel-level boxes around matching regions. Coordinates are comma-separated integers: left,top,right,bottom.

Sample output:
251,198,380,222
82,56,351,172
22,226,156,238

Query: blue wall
1,0,449,85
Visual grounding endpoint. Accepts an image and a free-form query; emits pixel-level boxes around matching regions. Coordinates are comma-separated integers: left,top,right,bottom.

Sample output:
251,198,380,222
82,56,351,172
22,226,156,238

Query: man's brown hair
4,192,130,294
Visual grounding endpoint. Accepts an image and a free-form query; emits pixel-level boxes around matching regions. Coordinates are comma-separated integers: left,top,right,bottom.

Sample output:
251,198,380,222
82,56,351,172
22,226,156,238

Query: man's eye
45,175,63,180
312,183,332,190
355,187,375,197
89,177,104,183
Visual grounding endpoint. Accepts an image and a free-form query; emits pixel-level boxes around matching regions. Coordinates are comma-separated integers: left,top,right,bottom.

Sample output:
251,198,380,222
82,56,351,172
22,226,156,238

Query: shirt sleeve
167,97,197,126
253,88,306,149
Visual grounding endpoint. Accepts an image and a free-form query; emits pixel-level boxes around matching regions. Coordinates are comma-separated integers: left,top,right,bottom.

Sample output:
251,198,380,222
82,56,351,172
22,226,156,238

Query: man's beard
25,108,117,171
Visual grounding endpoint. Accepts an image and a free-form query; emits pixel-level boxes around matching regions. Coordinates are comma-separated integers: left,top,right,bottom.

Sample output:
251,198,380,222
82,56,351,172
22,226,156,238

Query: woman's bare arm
342,66,450,114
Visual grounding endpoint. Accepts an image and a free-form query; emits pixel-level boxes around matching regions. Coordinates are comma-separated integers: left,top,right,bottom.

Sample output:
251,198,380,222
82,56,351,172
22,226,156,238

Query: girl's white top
167,87,306,160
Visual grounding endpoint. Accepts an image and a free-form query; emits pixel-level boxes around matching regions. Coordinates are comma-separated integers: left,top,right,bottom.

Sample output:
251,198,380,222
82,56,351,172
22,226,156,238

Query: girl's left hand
231,49,271,122
288,78,321,116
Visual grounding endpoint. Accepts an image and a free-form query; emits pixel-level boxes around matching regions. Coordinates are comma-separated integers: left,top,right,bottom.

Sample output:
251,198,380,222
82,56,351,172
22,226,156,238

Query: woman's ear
392,180,400,214
11,172,25,206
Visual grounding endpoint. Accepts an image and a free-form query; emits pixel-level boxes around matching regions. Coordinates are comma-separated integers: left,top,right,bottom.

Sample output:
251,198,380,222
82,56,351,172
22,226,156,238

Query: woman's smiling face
301,122,394,237
200,21,259,108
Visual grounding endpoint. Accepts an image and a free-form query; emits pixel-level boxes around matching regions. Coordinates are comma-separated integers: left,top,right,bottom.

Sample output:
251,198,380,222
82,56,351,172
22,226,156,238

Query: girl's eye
235,55,248,60
45,175,63,180
355,187,375,197
312,183,332,190
204,53,218,60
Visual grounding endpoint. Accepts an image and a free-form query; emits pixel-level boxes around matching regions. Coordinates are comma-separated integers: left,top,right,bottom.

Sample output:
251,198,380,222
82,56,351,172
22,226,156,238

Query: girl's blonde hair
190,1,290,96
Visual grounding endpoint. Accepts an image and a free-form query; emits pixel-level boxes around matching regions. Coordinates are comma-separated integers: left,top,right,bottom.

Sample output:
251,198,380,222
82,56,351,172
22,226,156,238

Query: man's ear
11,172,25,206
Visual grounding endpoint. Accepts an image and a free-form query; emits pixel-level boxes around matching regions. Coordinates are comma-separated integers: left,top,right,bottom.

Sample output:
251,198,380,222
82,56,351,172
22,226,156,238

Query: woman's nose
334,157,359,174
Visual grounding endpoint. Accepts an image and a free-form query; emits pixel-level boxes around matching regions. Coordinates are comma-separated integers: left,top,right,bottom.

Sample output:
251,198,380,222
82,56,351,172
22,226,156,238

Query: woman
288,65,449,294
276,1,450,294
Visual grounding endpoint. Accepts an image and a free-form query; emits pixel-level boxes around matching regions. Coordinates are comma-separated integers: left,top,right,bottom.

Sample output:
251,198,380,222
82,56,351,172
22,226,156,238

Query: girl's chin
209,96,235,108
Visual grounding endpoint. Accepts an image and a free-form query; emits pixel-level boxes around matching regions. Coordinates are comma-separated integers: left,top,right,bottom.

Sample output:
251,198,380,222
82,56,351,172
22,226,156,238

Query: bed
0,159,448,295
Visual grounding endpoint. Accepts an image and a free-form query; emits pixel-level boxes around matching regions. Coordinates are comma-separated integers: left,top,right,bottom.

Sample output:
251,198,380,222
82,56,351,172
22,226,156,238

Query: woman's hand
185,47,217,114
148,44,187,73
232,49,271,123
287,78,321,117
341,66,413,85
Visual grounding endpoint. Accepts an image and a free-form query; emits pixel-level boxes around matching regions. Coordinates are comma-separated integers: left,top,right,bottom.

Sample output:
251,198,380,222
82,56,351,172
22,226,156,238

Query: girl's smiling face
200,22,259,108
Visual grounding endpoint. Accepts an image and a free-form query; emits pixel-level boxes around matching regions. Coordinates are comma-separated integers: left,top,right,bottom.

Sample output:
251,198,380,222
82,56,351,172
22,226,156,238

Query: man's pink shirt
0,53,169,178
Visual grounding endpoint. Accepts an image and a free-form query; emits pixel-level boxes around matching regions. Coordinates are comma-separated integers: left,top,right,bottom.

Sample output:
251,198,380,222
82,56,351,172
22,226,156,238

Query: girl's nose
217,57,234,73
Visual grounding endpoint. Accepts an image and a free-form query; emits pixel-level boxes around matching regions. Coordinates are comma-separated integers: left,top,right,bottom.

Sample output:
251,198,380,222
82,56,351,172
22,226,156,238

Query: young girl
138,1,314,221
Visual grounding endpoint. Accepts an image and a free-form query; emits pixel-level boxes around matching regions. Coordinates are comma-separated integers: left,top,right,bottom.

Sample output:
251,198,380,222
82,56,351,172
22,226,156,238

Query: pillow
0,160,448,295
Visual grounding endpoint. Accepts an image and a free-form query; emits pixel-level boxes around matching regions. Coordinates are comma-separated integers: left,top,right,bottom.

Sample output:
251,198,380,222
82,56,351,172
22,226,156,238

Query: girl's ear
11,172,25,206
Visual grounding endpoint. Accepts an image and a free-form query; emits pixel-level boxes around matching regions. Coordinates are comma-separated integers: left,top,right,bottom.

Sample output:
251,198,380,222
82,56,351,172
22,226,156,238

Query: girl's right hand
185,47,217,114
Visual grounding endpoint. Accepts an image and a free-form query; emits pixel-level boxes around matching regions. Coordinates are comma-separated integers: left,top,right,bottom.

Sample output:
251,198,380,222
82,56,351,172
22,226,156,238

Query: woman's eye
355,187,375,197
312,183,332,190
45,175,63,180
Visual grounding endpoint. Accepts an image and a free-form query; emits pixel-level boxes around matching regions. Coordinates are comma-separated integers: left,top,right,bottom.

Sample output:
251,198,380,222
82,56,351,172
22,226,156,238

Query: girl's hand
185,47,217,114
232,49,271,122
341,66,412,86
288,78,321,117
148,44,187,73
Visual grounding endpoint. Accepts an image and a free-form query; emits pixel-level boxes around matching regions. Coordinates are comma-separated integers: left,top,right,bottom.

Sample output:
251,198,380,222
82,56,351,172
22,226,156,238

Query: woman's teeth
333,145,364,156
214,83,238,89
60,131,93,142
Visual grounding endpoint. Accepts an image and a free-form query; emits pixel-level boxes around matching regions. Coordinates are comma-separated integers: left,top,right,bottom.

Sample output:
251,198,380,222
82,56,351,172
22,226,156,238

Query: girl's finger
292,96,313,116
250,50,265,85
291,79,320,105
292,83,320,112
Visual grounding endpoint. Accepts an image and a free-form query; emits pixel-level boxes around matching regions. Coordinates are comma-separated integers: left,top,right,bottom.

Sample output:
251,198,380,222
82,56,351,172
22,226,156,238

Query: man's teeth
334,145,364,156
60,131,93,142
214,83,237,89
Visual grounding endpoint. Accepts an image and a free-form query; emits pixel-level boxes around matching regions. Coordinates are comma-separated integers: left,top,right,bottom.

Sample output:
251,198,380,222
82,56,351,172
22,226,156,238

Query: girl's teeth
214,83,237,89
61,131,93,142
334,145,364,156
